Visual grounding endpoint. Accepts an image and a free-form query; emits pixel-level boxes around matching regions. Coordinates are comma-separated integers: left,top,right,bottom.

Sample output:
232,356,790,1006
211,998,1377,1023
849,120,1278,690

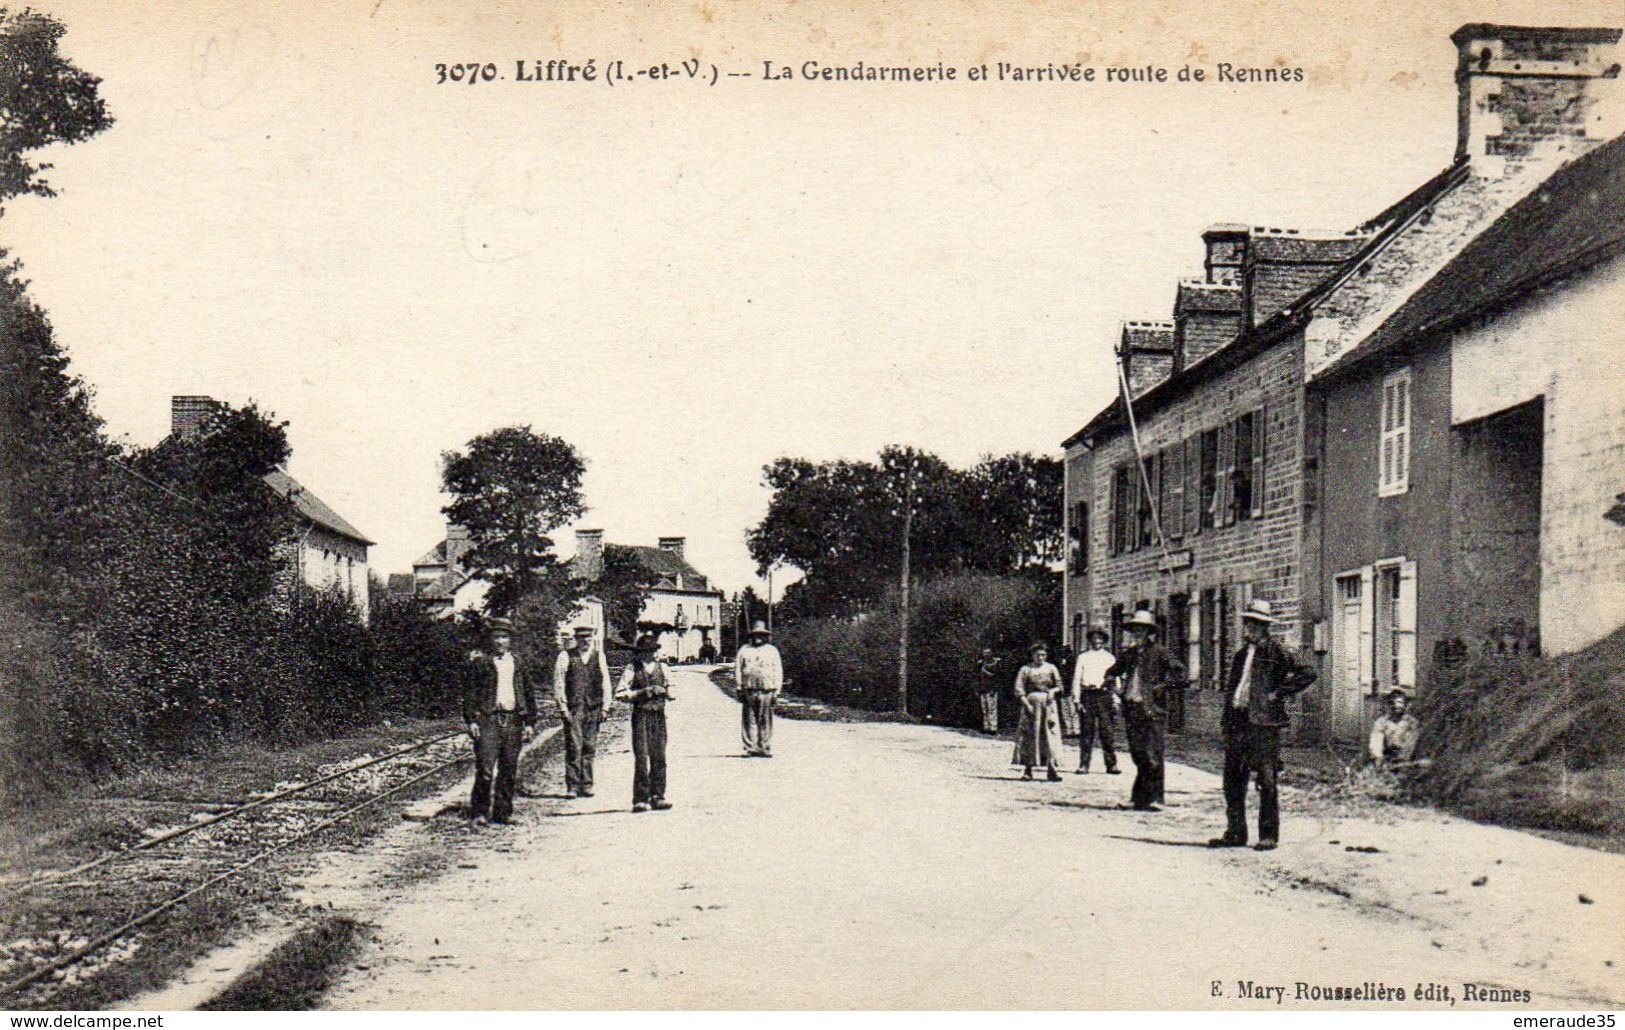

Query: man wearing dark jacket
1209,599,1317,851
1106,609,1186,811
462,618,539,825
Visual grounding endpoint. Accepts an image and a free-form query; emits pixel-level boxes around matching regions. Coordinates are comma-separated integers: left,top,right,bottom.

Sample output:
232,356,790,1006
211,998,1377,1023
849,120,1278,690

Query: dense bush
0,286,470,803
776,573,1060,725
1413,626,1625,833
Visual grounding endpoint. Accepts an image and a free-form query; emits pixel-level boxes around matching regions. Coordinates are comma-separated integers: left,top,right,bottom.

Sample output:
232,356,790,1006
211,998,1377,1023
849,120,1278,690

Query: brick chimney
1118,321,1176,398
1242,229,1369,327
170,395,216,439
1173,279,1243,371
444,522,474,573
1452,24,1623,178
574,529,604,581
658,536,687,562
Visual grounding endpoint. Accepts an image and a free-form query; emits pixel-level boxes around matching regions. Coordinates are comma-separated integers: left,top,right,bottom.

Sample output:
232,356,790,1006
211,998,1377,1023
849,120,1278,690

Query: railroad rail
0,725,486,1004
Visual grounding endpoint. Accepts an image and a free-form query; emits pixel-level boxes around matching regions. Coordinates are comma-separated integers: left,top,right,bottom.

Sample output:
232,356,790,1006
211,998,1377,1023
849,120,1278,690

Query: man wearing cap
1368,688,1421,768
1106,609,1185,811
462,618,538,825
615,633,674,812
735,620,783,757
553,625,612,798
1209,599,1317,851
1069,624,1121,775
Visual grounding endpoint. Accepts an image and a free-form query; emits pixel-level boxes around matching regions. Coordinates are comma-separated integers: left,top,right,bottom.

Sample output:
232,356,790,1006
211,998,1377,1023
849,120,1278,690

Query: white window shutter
1397,559,1418,687
1187,601,1201,685
1358,565,1375,693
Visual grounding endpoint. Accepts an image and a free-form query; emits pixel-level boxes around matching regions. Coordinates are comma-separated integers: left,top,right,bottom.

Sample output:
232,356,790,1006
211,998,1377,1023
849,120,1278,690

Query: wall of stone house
1449,253,1625,655
1312,339,1455,735
298,524,370,622
1074,334,1310,738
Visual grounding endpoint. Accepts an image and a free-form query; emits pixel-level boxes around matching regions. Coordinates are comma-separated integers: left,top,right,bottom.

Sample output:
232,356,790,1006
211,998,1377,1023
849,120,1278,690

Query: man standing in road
553,625,612,798
463,618,538,826
1107,609,1185,811
973,647,1002,734
1069,624,1120,775
735,620,782,757
615,633,674,812
1209,599,1317,852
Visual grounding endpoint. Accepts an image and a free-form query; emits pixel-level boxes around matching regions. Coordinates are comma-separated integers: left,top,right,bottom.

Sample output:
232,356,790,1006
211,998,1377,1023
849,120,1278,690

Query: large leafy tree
441,425,587,614
0,8,113,212
747,447,1063,617
594,544,659,642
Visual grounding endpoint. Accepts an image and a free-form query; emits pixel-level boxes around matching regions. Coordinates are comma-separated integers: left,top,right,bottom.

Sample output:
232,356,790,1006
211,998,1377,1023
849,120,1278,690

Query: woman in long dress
1012,643,1065,782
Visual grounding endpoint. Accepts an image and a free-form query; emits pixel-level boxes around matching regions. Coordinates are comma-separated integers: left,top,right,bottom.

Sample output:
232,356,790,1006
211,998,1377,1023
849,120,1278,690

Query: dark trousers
1076,691,1118,770
563,702,602,792
1223,721,1281,844
470,711,523,821
631,705,668,805
741,691,774,754
1123,705,1165,808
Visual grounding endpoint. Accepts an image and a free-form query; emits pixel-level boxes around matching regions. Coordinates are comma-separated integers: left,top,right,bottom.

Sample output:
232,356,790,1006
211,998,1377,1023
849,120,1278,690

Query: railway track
0,726,482,1005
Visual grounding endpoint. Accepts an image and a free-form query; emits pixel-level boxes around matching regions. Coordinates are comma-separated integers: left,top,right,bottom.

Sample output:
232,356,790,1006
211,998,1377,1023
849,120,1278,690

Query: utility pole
767,566,775,635
898,448,916,716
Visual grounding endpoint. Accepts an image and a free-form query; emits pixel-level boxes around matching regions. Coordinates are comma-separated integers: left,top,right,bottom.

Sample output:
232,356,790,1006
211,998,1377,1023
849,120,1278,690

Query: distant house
170,396,373,621
570,530,724,659
406,521,605,637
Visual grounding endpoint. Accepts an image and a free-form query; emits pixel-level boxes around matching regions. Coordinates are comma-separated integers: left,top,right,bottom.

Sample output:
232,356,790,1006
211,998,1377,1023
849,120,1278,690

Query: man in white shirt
461,618,537,825
734,620,783,757
1068,624,1120,775
1209,599,1316,851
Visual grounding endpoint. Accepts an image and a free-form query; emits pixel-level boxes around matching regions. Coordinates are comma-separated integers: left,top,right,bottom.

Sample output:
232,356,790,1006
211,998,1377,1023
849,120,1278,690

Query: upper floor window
1379,368,1411,496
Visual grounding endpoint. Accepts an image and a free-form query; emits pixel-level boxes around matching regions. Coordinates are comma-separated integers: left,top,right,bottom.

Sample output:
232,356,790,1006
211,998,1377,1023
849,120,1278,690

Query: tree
746,447,1061,619
594,544,659,642
0,8,113,212
441,426,587,614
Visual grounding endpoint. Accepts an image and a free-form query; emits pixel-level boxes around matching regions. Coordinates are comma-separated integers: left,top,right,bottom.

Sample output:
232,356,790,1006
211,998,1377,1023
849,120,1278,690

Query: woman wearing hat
614,633,675,813
1011,643,1065,782
1105,609,1186,811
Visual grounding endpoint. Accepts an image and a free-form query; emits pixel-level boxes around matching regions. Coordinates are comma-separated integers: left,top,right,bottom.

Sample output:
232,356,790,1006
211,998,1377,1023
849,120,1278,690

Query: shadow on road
1103,833,1215,848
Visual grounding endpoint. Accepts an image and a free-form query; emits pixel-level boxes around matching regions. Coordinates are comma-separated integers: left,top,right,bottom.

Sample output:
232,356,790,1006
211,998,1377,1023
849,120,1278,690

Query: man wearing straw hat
735,620,783,757
462,617,538,825
1106,609,1185,811
1209,598,1316,851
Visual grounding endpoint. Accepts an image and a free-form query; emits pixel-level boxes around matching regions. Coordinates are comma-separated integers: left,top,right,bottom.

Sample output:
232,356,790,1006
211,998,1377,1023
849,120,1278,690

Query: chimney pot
170,395,216,439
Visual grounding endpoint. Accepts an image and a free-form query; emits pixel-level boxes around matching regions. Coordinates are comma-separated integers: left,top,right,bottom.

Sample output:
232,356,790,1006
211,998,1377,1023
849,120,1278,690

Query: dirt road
325,668,1622,1009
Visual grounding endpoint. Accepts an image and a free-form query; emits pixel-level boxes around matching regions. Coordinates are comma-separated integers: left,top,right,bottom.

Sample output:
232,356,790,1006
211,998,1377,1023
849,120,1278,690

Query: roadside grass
0,717,456,883
201,915,367,1010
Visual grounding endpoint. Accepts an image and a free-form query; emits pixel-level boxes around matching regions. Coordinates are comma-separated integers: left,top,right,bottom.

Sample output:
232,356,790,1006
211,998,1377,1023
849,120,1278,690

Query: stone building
170,396,373,622
1302,27,1625,740
1062,22,1625,742
570,530,725,660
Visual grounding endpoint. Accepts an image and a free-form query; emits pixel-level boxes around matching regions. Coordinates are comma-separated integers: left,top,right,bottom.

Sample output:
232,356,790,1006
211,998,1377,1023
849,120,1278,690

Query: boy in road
615,633,674,812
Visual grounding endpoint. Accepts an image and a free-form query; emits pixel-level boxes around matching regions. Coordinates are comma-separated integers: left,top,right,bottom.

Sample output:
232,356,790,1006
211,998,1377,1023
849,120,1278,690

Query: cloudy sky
10,0,1618,593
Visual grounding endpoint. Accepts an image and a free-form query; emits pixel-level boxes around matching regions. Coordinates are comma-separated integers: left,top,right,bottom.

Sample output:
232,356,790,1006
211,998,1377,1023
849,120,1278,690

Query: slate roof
615,544,715,593
1317,132,1625,380
414,540,448,567
1062,158,1471,449
263,469,374,546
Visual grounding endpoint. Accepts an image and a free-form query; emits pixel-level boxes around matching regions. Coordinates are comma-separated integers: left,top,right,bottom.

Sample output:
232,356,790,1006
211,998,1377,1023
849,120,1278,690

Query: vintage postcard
1,0,1622,1015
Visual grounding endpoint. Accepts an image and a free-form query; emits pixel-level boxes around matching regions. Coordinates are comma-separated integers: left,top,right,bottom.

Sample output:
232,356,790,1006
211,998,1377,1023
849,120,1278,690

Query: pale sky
9,0,1618,594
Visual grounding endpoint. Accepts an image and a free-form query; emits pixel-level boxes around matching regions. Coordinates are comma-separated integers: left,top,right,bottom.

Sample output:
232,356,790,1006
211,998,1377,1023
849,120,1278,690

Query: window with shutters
1109,464,1129,555
1199,429,1219,530
1250,405,1267,518
1184,435,1201,537
1165,442,1186,540
1069,501,1089,572
1232,411,1254,520
1138,454,1158,549
1379,368,1411,496
1218,420,1237,526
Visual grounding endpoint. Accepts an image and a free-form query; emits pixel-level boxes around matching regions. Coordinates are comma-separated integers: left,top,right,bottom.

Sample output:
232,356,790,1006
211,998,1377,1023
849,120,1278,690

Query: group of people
459,618,785,824
996,598,1319,851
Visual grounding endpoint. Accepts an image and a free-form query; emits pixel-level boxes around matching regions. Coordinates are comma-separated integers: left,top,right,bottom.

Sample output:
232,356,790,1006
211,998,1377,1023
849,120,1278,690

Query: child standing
615,633,674,813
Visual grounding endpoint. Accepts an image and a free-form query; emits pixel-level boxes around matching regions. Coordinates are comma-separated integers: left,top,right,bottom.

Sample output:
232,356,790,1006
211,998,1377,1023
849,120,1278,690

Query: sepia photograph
0,0,1622,1014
